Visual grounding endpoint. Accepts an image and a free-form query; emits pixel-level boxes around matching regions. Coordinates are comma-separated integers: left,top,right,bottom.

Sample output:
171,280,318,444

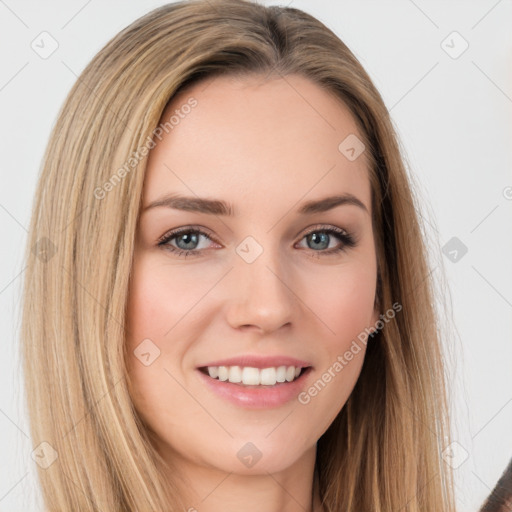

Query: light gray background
1,1,511,511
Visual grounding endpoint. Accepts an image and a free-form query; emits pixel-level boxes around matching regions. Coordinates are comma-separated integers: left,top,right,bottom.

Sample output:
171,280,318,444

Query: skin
125,73,380,512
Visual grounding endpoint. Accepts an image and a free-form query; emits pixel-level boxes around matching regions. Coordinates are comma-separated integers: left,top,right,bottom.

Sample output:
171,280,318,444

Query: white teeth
228,365,242,383
285,366,295,382
276,366,287,382
260,367,277,386
205,365,304,386
242,367,260,385
218,366,229,381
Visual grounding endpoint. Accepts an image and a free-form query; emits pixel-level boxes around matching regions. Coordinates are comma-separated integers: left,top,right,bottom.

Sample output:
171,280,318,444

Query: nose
224,245,297,335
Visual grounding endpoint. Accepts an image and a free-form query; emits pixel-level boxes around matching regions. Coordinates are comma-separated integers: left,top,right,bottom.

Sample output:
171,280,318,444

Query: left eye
296,226,356,254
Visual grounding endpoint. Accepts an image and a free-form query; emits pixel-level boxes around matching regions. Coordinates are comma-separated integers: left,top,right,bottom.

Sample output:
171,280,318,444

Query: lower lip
196,368,312,409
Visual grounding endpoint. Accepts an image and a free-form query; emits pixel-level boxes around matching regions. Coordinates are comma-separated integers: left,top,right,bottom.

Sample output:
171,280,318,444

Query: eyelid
300,223,349,236
157,223,349,244
156,225,219,245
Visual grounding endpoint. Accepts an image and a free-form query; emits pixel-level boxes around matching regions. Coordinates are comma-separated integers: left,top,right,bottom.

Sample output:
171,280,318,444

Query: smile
201,365,304,386
196,361,313,408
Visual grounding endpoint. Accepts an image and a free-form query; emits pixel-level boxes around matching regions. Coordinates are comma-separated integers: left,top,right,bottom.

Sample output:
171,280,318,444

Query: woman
21,0,460,510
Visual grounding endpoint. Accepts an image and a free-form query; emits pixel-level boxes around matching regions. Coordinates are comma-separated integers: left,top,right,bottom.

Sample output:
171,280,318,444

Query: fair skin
126,73,380,512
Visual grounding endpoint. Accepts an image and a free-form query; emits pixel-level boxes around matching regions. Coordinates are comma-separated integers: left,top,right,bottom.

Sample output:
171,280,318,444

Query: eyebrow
142,193,369,216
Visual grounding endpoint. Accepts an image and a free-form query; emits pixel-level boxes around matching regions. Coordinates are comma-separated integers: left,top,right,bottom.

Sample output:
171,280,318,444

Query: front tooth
228,366,242,383
207,365,302,384
285,366,295,382
276,366,287,382
242,367,260,385
218,366,229,381
260,367,277,386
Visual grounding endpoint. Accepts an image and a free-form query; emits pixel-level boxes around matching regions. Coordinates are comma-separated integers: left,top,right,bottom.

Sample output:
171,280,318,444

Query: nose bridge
225,235,296,332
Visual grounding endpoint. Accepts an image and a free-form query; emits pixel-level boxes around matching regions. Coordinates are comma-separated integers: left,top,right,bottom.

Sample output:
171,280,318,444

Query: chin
199,434,316,476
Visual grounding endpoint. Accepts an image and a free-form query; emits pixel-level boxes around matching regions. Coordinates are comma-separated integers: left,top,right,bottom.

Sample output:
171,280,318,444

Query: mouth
199,365,311,386
196,359,313,409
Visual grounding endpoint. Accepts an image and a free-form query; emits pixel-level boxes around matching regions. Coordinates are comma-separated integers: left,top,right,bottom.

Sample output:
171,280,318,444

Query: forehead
143,73,372,216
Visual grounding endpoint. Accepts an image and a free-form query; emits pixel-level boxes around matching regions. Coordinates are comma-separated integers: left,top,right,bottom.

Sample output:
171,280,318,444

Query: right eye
157,227,221,258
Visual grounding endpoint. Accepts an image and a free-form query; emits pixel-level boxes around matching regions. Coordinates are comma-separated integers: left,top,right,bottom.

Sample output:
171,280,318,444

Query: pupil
177,232,198,250
309,232,328,250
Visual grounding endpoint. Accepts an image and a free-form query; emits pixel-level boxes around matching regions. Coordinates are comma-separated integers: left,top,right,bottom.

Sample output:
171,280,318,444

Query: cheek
125,257,186,419
125,254,224,427
126,255,214,346
292,260,376,415
298,259,377,346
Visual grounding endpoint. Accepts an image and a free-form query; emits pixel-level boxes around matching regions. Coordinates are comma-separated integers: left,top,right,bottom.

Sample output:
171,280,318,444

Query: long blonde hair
20,0,456,510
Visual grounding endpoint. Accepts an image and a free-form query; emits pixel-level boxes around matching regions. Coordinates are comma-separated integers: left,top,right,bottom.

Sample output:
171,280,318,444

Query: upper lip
198,355,312,369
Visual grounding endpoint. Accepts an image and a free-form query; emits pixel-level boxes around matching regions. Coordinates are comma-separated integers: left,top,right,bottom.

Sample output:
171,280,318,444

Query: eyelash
156,224,356,259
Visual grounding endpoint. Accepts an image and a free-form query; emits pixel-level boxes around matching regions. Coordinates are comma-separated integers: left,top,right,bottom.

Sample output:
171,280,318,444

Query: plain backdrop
0,1,511,511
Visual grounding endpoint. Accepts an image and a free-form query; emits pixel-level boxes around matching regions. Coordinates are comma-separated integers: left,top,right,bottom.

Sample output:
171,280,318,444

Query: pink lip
197,369,312,409
198,355,312,369
196,355,313,409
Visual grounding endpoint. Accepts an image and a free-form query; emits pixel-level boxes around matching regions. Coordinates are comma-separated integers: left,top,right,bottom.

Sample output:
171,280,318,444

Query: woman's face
126,73,379,477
